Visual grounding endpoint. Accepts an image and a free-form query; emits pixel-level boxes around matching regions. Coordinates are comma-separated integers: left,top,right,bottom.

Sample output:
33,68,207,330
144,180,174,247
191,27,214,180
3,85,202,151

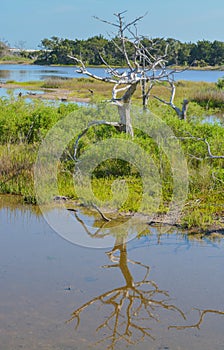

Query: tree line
34,35,224,67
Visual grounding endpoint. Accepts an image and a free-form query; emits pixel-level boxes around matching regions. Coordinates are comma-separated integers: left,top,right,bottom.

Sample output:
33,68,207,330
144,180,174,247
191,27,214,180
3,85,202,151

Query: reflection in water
67,213,224,349
0,196,224,349
0,194,41,215
170,309,224,331
0,69,10,80
68,235,186,348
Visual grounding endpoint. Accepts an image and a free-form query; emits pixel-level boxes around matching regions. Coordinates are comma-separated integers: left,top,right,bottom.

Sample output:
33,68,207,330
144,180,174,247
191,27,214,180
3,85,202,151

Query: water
0,87,44,99
0,86,88,107
201,113,224,125
0,64,110,83
0,64,223,83
0,195,224,350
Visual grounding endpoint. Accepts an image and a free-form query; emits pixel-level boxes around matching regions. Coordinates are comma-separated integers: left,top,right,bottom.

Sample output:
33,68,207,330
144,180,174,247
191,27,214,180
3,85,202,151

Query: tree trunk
116,82,138,137
117,102,134,137
181,99,189,121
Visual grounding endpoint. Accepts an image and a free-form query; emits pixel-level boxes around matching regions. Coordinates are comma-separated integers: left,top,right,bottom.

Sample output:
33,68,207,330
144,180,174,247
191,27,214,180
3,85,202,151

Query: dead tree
153,81,189,120
69,11,186,139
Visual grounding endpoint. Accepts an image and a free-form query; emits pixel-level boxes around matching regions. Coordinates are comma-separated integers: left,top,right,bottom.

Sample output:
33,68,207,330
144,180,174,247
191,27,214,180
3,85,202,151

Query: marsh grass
0,144,36,200
0,86,224,229
6,78,223,113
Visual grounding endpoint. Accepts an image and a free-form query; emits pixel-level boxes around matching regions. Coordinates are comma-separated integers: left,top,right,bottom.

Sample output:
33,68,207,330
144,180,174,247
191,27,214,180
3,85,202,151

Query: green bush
216,76,224,90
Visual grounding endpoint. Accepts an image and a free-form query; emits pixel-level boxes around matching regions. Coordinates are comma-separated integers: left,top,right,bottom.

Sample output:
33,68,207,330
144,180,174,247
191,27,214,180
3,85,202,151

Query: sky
0,0,223,49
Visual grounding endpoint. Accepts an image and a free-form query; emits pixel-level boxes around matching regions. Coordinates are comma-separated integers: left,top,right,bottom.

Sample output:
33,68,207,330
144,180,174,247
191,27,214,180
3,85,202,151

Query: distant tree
35,35,224,68
166,38,182,65
210,41,224,66
189,40,212,66
0,40,9,58
177,42,193,66
14,40,26,51
36,36,76,65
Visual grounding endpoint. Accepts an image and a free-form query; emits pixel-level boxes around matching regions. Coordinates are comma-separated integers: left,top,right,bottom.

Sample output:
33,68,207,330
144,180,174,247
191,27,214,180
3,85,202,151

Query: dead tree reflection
169,308,224,330
67,210,224,347
67,235,186,348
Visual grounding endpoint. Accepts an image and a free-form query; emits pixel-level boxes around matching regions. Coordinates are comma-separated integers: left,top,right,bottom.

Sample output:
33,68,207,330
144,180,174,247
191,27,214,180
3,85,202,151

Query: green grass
0,87,224,230
0,55,34,64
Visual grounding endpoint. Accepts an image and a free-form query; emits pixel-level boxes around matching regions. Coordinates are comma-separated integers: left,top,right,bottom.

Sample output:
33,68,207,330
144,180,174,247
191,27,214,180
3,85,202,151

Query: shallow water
0,87,87,106
0,87,44,100
0,195,224,350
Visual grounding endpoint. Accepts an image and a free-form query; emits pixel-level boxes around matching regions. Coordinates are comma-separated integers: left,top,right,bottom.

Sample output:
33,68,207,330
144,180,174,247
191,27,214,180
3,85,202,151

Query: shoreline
0,193,223,235
0,83,91,103
0,61,223,71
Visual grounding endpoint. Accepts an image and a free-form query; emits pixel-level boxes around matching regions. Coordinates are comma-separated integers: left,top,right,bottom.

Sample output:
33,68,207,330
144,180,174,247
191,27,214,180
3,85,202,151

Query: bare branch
172,133,224,159
93,15,121,29
122,13,147,33
73,120,121,160
116,12,133,70
68,55,118,83
91,202,111,222
153,81,188,119
98,53,121,78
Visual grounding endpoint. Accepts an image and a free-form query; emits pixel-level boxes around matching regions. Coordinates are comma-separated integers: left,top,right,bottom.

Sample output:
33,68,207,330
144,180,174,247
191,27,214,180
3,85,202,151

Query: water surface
0,195,224,350
0,64,223,83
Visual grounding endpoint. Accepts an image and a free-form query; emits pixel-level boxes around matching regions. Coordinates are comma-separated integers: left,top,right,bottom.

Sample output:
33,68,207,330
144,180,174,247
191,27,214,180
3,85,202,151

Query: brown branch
169,308,224,330
91,202,111,222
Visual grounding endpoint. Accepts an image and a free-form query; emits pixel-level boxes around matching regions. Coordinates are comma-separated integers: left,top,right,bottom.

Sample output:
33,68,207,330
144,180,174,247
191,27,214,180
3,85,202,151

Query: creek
0,64,223,83
0,195,224,350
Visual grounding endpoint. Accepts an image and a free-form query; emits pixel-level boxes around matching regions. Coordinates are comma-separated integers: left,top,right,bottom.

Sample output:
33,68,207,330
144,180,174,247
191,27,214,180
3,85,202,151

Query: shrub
216,76,224,90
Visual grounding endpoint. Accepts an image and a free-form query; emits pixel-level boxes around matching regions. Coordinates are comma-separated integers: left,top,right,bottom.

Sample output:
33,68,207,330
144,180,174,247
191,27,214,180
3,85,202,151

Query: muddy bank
0,83,91,103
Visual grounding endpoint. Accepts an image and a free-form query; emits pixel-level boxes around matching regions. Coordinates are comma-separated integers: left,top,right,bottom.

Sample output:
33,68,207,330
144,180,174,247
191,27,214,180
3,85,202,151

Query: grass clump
191,88,224,109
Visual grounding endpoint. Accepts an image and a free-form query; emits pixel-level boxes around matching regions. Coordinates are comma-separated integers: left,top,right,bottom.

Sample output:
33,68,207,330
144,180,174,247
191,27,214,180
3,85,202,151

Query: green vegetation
0,80,223,231
0,55,34,64
0,40,35,64
216,76,224,90
7,78,224,111
35,36,224,67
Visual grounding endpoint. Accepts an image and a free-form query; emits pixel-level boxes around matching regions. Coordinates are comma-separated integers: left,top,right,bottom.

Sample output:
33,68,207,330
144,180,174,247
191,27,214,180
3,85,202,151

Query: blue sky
0,0,223,48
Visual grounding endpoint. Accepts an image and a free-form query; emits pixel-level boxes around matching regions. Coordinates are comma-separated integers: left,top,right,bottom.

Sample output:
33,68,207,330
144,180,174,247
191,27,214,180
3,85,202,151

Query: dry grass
191,89,224,109
4,78,222,109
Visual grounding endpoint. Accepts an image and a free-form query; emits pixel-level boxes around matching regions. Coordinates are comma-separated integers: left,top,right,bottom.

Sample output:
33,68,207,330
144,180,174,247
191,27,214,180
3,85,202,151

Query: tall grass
0,91,224,229
191,88,224,109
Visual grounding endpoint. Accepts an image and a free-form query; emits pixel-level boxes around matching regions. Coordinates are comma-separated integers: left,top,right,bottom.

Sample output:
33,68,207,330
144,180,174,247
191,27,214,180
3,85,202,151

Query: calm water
0,195,224,350
0,64,223,83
